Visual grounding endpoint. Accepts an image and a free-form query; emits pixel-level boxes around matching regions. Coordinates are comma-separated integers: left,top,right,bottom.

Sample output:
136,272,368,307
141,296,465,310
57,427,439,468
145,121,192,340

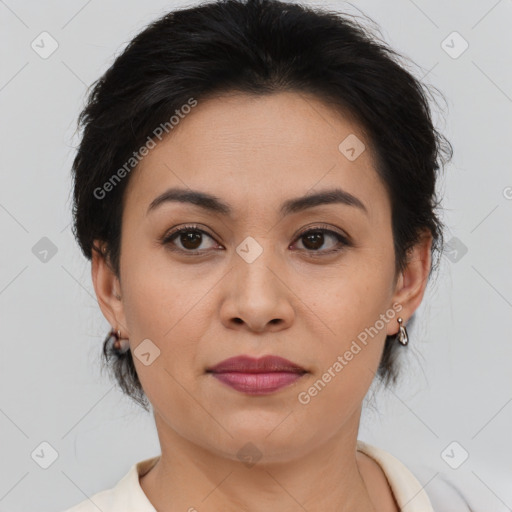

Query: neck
140,412,380,512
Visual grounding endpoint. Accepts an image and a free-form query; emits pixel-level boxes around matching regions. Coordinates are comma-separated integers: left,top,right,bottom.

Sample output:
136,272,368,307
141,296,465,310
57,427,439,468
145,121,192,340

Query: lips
206,355,307,395
207,355,306,374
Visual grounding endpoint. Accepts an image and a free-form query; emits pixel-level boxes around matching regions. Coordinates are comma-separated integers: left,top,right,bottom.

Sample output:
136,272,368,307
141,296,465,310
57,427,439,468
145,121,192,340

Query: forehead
124,91,389,223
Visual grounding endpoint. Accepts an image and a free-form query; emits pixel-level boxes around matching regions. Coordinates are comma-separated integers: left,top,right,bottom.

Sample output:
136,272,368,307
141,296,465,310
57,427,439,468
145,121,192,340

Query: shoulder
356,440,474,512
59,456,160,512
356,440,434,511
59,487,119,512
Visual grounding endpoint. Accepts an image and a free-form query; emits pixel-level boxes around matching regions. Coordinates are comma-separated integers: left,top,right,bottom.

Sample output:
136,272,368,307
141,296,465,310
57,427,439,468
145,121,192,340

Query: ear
91,240,129,336
386,229,433,337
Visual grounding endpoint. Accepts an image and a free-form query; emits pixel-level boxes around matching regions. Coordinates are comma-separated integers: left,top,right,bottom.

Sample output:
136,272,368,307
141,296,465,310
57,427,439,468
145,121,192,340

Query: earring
397,317,409,346
111,327,130,354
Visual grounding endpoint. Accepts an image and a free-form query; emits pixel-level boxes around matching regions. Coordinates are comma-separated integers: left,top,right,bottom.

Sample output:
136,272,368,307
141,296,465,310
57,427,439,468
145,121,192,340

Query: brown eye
162,225,218,253
293,227,350,254
302,231,325,250
177,230,203,250
161,224,350,256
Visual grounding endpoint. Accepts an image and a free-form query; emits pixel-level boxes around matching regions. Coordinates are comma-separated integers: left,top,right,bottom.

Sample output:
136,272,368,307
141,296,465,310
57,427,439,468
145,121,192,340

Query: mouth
206,355,307,395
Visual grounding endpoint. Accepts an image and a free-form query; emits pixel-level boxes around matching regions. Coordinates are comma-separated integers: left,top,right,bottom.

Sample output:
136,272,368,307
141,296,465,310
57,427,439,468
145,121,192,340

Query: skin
92,91,432,512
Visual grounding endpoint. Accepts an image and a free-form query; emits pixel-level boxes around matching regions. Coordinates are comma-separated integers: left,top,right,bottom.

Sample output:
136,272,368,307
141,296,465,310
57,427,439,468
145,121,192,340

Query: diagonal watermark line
471,265,512,307
61,0,93,29
471,471,512,510
400,471,440,510
369,369,440,438
472,60,512,103
265,409,294,438
435,475,477,507
0,265,28,296
61,60,88,87
61,471,105,511
390,390,440,438
471,396,512,439
420,61,439,81
0,62,29,92
264,470,308,511
0,407,29,439
471,0,503,29
0,202,29,232
298,91,340,134
163,367,234,438
0,0,29,28
265,265,337,336
60,385,116,439
0,472,29,502
470,204,499,233
60,264,97,302
200,470,235,503
60,221,71,234
406,0,439,28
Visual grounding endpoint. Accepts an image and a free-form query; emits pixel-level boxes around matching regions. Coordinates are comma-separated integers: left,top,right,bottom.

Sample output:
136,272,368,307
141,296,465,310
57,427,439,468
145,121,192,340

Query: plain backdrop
0,0,511,511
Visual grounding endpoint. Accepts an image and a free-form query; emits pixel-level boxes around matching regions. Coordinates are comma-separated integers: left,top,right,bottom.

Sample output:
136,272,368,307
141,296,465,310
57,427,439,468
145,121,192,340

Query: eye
161,224,220,254
291,225,350,255
161,223,350,256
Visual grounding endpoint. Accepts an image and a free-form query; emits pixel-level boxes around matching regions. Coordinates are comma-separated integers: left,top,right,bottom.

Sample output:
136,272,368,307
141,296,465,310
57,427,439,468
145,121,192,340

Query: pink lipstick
206,355,307,395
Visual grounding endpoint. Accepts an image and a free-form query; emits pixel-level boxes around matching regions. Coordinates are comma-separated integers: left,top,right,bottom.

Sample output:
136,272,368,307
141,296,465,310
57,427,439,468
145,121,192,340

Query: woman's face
94,91,431,462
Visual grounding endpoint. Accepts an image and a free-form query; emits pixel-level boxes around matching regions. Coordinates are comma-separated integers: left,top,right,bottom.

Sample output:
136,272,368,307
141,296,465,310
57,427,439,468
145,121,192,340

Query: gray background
0,0,511,511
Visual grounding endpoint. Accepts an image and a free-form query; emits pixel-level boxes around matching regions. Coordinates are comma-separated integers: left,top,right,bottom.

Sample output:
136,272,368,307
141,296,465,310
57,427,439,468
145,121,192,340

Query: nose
219,246,295,334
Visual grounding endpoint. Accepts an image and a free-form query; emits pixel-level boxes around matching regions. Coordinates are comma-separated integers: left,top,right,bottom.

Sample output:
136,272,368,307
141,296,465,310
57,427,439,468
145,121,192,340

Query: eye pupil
302,231,324,250
181,231,202,250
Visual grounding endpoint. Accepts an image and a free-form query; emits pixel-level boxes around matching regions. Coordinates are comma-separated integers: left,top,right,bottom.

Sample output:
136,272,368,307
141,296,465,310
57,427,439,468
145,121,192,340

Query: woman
63,0,455,510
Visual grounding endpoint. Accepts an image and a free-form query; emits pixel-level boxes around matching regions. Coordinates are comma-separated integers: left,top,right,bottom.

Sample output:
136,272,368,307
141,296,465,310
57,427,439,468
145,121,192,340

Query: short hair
71,0,453,411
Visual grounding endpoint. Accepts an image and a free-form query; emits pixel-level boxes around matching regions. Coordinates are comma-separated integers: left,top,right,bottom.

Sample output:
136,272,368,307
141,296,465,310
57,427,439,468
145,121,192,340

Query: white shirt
61,440,435,511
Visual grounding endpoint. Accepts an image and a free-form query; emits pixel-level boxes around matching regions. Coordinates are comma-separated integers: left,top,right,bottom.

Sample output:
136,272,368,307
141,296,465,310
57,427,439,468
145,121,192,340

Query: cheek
120,251,212,381
121,251,202,337
295,295,390,422
124,273,203,424
306,263,394,381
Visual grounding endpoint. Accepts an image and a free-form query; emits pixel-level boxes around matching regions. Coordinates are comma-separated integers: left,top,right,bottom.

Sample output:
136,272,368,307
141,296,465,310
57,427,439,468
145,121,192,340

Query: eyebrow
146,186,368,217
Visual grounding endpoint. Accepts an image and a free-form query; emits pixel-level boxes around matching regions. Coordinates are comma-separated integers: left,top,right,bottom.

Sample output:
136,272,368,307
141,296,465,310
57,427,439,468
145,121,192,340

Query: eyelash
160,223,351,257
